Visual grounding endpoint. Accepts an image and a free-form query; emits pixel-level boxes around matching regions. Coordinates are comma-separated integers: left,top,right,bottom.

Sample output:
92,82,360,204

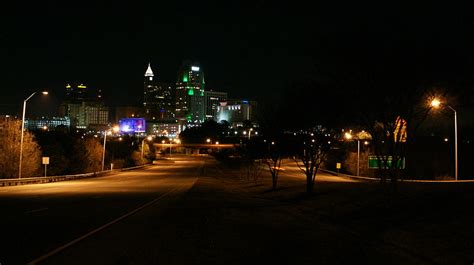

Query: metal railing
0,164,152,187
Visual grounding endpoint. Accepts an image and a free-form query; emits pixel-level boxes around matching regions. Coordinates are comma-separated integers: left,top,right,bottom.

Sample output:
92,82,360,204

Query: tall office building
59,83,109,130
143,63,174,120
175,63,205,124
216,99,257,127
143,63,159,117
204,90,227,120
156,82,175,120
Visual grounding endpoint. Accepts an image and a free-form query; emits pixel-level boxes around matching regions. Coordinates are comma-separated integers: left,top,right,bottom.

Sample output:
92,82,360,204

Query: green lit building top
175,62,206,124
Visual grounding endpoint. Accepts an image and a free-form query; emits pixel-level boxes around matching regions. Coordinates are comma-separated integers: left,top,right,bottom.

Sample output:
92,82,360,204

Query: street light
141,136,153,160
431,98,458,180
102,126,119,171
169,139,173,155
19,91,48,178
344,132,360,176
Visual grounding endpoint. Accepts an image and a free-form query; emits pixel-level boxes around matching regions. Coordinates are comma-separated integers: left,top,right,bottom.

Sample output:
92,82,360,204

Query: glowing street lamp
430,98,441,108
102,125,120,171
430,98,458,180
344,131,360,176
141,136,153,159
206,138,211,143
19,91,48,178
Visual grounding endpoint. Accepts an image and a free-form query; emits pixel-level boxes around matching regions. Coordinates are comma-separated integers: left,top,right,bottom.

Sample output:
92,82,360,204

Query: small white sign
42,157,50,165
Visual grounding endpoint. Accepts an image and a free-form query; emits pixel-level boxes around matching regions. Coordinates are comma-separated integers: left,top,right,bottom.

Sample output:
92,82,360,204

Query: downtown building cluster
22,62,257,137
118,62,257,137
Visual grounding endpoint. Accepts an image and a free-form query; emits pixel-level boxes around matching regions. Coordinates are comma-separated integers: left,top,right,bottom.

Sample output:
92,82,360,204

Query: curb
320,169,474,183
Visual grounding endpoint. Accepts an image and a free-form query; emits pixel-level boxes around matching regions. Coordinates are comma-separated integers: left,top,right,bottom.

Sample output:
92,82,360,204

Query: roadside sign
368,155,405,169
336,163,341,169
42,157,50,165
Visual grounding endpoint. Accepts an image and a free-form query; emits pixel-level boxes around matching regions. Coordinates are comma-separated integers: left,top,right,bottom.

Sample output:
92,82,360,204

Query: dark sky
1,2,474,119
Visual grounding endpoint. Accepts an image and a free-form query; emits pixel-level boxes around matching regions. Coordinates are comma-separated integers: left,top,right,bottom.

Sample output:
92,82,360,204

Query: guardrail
0,164,152,187
320,168,474,183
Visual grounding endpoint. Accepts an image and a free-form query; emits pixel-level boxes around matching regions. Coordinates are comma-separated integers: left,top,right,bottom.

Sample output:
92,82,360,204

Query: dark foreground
0,155,473,265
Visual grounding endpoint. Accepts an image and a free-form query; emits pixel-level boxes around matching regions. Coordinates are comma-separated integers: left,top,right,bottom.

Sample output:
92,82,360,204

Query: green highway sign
368,155,405,169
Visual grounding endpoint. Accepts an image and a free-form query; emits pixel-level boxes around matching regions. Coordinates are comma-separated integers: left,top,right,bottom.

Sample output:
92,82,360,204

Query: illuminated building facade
143,63,175,120
175,63,205,124
156,82,175,120
216,99,257,126
25,117,71,130
147,121,180,138
59,83,109,130
204,91,227,120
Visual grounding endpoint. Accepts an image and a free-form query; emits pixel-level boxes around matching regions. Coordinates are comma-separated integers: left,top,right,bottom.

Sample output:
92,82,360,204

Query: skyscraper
175,63,205,124
59,83,109,130
143,63,175,120
143,63,159,117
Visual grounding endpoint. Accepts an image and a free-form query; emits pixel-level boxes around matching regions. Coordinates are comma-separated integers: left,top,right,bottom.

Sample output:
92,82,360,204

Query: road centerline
27,187,182,265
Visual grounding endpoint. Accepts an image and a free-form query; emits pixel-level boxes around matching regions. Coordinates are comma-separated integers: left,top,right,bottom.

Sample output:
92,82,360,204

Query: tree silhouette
0,119,41,178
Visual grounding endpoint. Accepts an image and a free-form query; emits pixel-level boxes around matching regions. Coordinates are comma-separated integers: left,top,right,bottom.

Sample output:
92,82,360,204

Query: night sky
1,2,474,122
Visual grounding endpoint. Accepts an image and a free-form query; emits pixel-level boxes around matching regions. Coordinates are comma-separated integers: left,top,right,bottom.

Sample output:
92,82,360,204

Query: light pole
19,91,48,178
431,99,458,180
102,126,119,171
141,136,153,160
344,132,360,176
357,139,360,176
169,140,172,155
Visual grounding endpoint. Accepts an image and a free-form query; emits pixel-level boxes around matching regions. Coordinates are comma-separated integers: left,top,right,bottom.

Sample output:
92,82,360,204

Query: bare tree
360,85,431,184
248,159,265,183
264,142,282,190
295,131,331,193
0,119,41,178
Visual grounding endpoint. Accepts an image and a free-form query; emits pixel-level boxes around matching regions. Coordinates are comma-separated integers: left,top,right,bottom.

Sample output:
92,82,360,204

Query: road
0,156,201,265
277,159,360,182
1,155,473,265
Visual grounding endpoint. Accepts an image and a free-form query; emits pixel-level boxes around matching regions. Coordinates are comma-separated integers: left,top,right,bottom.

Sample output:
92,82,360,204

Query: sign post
336,162,341,175
42,157,50,177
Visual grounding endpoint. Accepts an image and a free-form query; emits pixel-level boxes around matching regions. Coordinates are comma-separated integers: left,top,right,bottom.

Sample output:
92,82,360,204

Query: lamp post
141,136,153,160
102,126,119,171
431,99,458,180
344,132,360,176
19,91,48,178
169,140,172,155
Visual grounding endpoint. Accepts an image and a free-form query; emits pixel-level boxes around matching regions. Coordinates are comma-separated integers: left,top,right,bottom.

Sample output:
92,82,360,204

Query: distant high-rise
59,83,109,130
143,63,159,116
65,83,102,102
143,63,175,120
175,62,205,124
204,90,227,120
216,99,257,127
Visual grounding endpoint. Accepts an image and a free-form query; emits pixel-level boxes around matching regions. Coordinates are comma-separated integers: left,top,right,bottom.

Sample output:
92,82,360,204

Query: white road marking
24,208,48,214
27,177,198,265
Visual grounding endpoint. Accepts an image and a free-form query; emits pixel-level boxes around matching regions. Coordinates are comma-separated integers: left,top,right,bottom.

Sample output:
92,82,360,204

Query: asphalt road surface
0,156,201,264
1,155,473,265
